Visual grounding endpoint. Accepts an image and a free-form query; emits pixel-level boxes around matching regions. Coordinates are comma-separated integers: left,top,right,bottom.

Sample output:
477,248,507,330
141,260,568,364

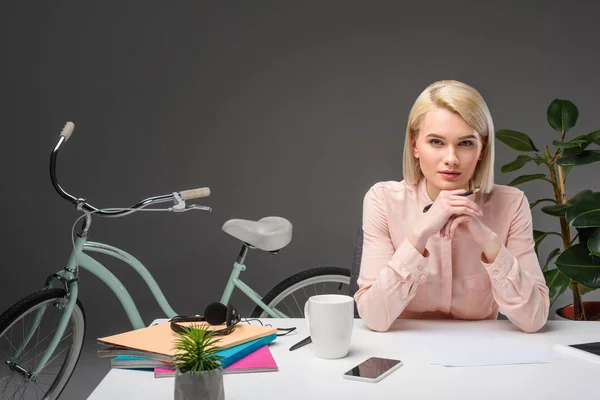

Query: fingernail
478,210,483,216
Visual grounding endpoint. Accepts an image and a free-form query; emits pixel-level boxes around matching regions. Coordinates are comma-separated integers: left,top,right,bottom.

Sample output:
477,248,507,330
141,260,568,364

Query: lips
439,171,461,180
439,171,460,175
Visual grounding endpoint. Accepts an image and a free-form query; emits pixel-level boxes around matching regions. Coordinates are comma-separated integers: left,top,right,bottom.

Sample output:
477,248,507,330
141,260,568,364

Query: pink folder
154,345,277,378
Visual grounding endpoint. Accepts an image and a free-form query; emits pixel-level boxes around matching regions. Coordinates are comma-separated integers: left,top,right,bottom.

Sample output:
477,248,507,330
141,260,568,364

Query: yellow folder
97,321,277,357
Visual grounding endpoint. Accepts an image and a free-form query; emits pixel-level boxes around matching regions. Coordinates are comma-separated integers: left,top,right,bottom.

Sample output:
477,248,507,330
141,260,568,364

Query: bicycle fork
8,246,82,382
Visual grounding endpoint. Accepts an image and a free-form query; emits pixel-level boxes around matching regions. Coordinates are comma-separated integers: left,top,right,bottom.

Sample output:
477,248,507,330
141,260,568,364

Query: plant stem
569,232,579,246
548,160,586,320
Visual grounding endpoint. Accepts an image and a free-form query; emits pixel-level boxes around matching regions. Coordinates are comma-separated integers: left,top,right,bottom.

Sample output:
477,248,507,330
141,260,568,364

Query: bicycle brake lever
187,204,212,212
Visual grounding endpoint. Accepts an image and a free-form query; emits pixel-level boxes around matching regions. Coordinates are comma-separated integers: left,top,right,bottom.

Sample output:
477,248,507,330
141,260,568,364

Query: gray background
8,1,600,398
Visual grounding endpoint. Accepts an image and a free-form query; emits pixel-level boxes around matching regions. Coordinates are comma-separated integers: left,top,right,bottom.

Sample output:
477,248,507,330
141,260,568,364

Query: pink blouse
354,178,550,333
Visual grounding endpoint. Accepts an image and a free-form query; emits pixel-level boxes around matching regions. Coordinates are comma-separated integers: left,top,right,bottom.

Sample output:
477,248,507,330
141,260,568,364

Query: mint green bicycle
0,122,350,399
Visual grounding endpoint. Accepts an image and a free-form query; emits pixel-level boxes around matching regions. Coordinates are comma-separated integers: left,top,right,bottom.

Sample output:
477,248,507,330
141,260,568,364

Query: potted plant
496,98,600,321
172,324,226,400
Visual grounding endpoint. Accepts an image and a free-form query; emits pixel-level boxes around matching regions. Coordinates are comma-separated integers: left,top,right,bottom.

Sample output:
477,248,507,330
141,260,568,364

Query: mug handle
304,300,310,332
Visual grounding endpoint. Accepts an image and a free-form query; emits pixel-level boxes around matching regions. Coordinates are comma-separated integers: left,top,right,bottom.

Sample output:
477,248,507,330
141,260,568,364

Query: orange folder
97,321,277,358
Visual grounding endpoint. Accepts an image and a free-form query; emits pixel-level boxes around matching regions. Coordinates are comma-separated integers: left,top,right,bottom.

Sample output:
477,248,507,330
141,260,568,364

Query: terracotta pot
555,301,600,321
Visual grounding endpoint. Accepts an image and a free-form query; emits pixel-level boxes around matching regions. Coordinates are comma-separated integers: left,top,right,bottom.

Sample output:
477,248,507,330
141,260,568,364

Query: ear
412,138,419,159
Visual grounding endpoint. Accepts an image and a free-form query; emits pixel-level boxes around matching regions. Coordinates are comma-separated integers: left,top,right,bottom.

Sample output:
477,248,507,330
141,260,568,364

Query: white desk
88,318,600,399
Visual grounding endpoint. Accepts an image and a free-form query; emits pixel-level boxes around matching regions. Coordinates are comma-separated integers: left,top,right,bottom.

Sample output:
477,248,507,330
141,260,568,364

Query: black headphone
169,302,241,336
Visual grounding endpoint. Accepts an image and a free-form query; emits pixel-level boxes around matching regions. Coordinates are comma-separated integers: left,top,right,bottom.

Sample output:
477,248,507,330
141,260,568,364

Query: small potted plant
172,324,226,400
496,98,600,321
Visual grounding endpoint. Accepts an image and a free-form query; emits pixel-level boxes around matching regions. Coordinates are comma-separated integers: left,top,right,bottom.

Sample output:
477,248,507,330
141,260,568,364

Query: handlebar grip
180,187,211,200
60,122,75,141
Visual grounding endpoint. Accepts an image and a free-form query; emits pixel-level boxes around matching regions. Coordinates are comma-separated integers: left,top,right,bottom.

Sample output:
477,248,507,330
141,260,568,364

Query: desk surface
87,318,600,399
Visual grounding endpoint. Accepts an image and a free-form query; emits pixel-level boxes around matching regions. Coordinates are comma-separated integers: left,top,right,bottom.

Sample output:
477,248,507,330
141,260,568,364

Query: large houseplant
172,324,226,400
496,99,600,321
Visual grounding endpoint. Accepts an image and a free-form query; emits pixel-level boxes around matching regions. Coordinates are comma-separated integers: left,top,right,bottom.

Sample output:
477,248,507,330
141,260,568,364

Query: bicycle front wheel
250,267,350,318
0,288,86,399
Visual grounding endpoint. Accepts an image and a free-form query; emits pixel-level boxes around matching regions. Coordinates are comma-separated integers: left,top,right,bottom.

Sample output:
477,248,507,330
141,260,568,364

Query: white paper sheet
419,337,557,367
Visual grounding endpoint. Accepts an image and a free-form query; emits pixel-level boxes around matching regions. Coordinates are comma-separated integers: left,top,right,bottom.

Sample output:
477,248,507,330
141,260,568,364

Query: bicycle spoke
301,287,309,303
290,293,302,316
34,381,46,399
22,330,73,367
8,379,26,400
1,371,16,398
17,324,72,363
281,299,295,317
39,345,69,371
2,332,19,356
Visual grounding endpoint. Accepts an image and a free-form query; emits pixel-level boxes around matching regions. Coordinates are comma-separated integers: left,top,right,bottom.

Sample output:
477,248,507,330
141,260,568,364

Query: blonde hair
402,80,495,193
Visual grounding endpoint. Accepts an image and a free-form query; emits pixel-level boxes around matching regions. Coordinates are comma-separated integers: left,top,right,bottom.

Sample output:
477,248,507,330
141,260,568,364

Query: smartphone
343,357,403,383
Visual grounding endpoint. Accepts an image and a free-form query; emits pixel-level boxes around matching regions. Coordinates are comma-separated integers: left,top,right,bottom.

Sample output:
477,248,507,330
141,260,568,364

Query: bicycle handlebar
50,122,211,217
180,187,211,200
60,121,74,142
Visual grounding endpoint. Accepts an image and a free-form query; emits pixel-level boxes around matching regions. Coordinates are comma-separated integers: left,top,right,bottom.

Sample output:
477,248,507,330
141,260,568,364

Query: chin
435,176,466,189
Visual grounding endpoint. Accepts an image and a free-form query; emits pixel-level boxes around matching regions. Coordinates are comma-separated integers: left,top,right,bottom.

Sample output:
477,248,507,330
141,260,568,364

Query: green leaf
552,139,587,149
559,137,591,181
584,130,600,145
577,227,594,244
557,150,600,167
533,230,562,256
568,189,595,206
543,248,561,271
496,129,539,152
501,155,533,173
547,99,579,133
565,192,600,228
543,269,570,306
172,325,224,373
588,228,600,256
532,155,547,165
542,204,571,217
579,283,596,296
555,243,600,289
507,174,552,187
530,198,556,209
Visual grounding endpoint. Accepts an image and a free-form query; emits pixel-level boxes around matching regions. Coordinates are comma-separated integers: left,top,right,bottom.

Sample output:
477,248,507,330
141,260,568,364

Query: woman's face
413,106,484,200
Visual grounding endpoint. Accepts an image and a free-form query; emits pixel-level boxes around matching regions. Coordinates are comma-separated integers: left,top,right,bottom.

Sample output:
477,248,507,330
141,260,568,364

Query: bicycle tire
0,288,86,399
250,267,350,318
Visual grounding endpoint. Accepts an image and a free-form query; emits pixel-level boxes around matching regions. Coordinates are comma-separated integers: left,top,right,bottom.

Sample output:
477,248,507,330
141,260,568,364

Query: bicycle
0,122,350,399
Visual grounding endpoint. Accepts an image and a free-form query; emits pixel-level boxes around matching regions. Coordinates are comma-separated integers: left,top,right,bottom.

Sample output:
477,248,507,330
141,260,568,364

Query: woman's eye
460,141,474,147
429,139,443,145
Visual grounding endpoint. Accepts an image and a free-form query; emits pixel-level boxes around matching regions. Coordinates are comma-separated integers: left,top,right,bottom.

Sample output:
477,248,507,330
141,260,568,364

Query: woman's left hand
440,214,486,244
440,214,502,262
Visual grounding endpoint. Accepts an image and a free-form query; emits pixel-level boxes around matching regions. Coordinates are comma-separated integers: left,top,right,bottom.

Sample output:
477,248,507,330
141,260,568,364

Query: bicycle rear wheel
250,267,350,318
0,288,86,399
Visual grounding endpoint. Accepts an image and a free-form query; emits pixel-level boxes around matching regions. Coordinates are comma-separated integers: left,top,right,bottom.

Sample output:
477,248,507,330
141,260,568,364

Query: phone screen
343,357,402,380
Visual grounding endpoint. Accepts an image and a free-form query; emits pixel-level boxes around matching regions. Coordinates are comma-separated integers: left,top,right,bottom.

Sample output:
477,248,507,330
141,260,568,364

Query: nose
443,147,459,166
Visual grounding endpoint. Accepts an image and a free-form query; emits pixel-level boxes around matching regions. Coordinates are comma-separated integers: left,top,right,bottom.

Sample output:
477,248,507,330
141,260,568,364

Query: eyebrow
425,133,478,140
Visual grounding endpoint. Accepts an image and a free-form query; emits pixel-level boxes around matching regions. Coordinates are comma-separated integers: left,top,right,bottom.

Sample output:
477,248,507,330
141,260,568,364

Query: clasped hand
420,189,489,245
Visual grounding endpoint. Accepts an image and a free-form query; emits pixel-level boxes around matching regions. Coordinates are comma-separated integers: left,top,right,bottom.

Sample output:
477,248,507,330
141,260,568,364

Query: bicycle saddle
222,216,292,252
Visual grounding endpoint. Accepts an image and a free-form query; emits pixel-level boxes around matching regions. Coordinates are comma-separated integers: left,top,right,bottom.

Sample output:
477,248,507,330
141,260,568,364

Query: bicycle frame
22,231,288,379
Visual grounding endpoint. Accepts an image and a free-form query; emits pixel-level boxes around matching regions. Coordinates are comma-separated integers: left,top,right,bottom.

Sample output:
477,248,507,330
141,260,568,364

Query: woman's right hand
408,188,482,254
420,188,483,238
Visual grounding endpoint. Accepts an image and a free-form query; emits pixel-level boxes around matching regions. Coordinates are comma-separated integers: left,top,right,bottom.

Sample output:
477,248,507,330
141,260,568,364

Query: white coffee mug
304,294,354,359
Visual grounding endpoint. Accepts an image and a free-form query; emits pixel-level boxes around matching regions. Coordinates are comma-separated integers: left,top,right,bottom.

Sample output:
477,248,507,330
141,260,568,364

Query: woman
354,80,549,333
